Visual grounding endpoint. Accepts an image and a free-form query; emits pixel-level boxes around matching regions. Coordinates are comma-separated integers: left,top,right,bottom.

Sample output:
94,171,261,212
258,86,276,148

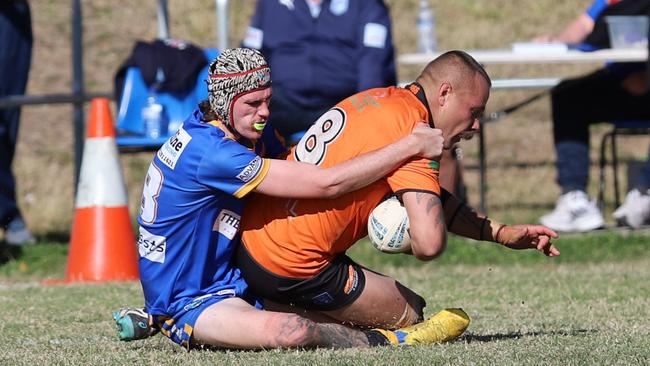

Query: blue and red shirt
586,0,623,20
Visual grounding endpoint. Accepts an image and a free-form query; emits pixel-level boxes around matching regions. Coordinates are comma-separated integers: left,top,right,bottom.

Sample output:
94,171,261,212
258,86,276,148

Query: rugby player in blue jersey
114,48,452,349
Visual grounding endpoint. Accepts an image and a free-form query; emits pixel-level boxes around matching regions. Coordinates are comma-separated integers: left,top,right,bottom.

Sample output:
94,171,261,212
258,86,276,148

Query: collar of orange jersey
405,82,435,128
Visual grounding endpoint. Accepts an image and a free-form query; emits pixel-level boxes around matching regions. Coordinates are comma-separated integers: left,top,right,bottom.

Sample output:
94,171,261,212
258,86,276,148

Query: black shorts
236,244,366,311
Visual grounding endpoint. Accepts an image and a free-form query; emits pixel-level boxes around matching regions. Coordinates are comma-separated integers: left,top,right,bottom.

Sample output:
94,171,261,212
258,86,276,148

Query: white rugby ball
367,196,412,253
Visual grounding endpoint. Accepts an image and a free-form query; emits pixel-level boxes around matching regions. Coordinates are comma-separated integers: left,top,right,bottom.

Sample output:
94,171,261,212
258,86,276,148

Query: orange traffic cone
62,98,139,283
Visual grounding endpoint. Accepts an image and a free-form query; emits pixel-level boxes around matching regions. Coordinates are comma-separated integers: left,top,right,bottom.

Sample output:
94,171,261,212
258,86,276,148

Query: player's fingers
533,225,559,238
413,121,429,130
545,244,560,257
539,239,559,256
536,236,549,251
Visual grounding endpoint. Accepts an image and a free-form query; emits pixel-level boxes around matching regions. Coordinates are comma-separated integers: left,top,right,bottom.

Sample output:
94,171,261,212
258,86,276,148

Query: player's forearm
441,188,504,242
256,135,415,198
322,135,421,197
554,14,594,44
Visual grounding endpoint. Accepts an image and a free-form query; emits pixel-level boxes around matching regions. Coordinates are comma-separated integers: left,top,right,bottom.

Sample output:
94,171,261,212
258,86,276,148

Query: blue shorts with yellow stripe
153,291,262,349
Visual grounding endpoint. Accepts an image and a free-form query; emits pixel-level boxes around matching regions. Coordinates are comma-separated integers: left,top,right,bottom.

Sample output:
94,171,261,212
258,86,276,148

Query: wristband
495,224,507,244
429,160,440,171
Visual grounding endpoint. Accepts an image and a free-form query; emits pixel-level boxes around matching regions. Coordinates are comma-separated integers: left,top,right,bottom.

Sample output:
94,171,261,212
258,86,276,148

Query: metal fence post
157,0,170,39
72,0,84,189
216,0,229,50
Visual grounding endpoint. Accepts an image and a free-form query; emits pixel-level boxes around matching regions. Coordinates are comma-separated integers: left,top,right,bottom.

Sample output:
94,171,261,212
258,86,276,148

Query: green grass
0,241,67,281
2,230,648,281
1,231,649,365
7,1,649,363
349,230,650,267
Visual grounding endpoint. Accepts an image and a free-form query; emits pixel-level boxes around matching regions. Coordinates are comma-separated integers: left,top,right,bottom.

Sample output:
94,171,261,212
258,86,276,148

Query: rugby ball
367,196,412,253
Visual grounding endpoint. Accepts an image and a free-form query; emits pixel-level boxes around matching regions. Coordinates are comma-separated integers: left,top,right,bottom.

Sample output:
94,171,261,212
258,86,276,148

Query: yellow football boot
394,308,470,345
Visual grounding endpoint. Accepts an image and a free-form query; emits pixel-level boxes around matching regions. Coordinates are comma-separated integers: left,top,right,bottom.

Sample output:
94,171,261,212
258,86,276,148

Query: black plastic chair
598,120,650,210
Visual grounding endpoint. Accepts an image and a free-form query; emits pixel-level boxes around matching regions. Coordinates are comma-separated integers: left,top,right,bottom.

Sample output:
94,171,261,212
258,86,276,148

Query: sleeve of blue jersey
196,138,263,196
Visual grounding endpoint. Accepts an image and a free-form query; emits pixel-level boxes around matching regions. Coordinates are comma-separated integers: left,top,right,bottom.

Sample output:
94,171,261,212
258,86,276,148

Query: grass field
1,232,649,365
2,1,650,364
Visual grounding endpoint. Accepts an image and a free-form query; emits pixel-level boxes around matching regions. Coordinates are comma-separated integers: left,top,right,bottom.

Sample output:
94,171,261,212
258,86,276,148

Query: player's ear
437,81,451,106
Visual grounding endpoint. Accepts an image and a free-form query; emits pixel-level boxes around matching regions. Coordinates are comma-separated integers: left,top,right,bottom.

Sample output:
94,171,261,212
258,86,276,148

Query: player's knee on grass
392,282,426,329
392,300,425,329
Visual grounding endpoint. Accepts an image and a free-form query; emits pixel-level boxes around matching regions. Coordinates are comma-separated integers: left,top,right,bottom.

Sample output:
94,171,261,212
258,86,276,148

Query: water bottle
141,68,168,138
142,96,165,138
417,0,437,54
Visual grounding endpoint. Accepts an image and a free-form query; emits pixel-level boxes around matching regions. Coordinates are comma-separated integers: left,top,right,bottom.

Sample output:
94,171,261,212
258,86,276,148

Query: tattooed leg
306,320,371,348
192,297,372,349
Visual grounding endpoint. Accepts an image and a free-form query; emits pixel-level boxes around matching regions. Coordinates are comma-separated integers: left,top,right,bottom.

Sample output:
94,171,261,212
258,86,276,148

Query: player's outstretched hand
411,123,444,161
496,224,560,257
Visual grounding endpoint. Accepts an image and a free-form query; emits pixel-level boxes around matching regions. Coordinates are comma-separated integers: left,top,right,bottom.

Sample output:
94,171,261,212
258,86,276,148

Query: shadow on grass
462,328,597,343
40,231,70,243
0,230,68,264
0,235,70,279
127,329,600,352
0,243,22,265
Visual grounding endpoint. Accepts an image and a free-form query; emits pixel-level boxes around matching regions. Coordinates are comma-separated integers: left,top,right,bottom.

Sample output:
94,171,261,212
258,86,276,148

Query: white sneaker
612,188,650,229
5,216,36,246
539,190,604,232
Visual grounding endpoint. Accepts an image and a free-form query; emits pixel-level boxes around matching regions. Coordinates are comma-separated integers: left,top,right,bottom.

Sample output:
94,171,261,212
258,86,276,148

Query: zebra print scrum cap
207,48,271,125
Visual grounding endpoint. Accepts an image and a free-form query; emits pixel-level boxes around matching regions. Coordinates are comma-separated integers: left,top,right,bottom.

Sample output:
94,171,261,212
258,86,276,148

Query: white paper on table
511,42,569,54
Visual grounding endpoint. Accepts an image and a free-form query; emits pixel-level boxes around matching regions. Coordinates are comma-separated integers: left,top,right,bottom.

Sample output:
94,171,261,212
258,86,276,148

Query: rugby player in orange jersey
237,50,560,332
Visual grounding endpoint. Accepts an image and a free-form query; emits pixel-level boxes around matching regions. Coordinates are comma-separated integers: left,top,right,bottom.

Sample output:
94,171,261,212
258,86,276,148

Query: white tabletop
398,47,648,65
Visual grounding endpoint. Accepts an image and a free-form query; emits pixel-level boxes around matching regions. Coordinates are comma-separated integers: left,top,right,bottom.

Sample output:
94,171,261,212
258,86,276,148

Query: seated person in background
237,51,559,331
242,0,467,198
537,0,650,232
117,48,458,349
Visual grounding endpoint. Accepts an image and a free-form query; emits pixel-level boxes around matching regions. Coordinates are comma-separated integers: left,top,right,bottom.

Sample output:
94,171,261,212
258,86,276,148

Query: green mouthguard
253,121,267,131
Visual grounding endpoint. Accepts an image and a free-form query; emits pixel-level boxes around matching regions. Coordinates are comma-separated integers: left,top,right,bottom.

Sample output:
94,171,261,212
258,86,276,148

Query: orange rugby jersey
240,85,441,278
